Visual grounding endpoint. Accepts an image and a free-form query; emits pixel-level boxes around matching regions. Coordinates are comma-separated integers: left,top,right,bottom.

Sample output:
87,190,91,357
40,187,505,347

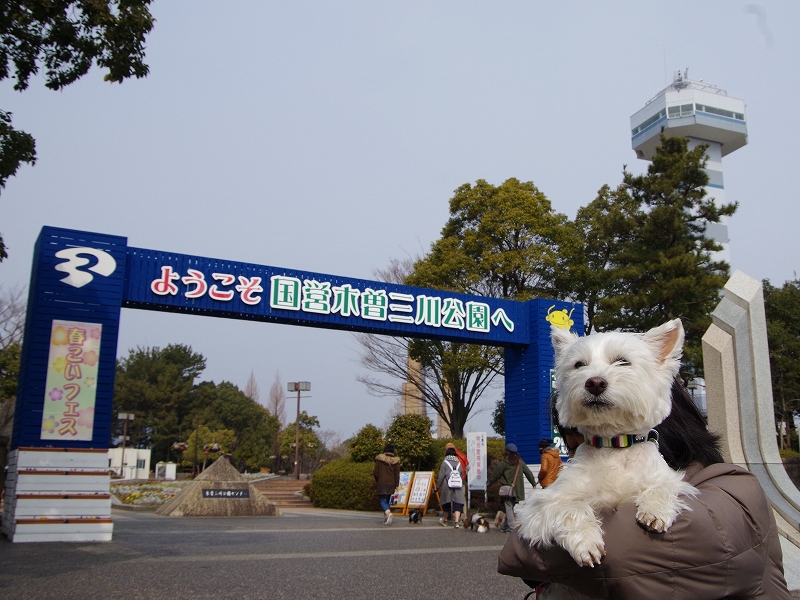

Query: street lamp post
287,381,311,479
117,412,135,479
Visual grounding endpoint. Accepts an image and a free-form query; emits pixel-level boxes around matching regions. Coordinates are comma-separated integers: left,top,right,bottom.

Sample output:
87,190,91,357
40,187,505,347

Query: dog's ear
551,324,576,360
643,319,684,366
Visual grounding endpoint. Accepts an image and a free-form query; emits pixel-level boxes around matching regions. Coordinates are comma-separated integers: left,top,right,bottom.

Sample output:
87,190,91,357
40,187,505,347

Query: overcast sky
2,2,797,440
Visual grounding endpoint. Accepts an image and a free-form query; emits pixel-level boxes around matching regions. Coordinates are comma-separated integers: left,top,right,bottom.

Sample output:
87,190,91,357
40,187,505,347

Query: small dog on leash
408,509,422,523
517,319,697,567
463,512,490,532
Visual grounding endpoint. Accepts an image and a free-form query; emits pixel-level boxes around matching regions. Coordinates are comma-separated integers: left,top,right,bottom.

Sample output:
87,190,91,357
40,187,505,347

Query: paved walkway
0,506,525,600
1,505,799,598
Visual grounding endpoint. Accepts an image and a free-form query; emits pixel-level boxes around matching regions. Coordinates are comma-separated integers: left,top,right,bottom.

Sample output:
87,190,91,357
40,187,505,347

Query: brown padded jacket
538,447,563,487
373,452,401,496
497,463,791,599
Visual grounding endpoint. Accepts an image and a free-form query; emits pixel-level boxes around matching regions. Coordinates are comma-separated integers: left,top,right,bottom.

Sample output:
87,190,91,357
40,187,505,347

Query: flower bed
111,482,189,506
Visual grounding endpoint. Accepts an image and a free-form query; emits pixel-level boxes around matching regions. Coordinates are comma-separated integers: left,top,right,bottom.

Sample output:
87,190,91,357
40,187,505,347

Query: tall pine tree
575,136,736,378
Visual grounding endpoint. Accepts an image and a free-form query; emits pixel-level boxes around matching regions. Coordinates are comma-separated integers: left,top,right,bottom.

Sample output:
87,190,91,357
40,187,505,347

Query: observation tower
630,70,748,261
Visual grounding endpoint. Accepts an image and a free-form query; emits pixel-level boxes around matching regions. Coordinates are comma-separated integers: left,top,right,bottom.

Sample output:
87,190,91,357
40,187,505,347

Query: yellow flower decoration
51,326,69,346
42,415,58,434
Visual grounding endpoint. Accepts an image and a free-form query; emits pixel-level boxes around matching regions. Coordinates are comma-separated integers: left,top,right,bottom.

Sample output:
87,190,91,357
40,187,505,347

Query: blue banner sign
123,247,529,346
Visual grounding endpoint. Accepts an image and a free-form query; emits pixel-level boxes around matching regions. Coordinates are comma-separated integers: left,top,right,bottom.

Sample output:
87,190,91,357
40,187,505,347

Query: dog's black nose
585,377,607,396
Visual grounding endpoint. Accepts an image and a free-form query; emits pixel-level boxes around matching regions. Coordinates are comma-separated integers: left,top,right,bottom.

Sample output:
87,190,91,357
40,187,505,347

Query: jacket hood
375,453,401,465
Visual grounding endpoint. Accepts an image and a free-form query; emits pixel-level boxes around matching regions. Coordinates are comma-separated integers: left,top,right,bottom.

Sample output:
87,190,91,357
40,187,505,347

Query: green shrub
780,448,800,459
349,424,384,463
309,458,380,511
386,413,432,470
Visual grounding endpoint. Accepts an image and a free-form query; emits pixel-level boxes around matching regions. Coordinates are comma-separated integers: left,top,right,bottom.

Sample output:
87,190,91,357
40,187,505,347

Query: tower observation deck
631,71,747,260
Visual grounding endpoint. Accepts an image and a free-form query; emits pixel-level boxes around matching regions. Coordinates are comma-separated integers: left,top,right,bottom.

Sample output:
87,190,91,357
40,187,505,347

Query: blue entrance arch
4,226,582,542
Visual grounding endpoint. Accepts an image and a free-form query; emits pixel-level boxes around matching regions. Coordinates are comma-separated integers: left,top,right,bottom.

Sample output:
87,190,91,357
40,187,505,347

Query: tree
570,184,641,334
348,423,384,463
410,178,575,300
763,278,800,449
112,344,206,462
0,1,155,259
314,428,348,468
573,136,736,378
267,371,286,426
0,111,34,259
194,381,280,471
181,425,235,472
0,285,25,401
359,178,575,437
244,370,260,404
278,411,321,475
0,286,25,472
385,413,432,470
491,397,504,437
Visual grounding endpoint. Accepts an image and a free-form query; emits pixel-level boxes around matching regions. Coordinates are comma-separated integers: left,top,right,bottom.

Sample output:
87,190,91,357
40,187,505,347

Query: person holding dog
498,382,792,599
435,443,466,528
488,443,537,533
373,443,401,526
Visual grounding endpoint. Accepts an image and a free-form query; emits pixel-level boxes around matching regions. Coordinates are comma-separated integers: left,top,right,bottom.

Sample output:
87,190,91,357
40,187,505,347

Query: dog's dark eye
613,357,630,366
574,361,586,369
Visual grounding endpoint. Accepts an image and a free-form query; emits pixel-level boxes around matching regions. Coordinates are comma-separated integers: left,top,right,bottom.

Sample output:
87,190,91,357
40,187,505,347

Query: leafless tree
353,257,502,438
0,284,25,351
1,285,26,493
268,371,286,426
244,370,260,405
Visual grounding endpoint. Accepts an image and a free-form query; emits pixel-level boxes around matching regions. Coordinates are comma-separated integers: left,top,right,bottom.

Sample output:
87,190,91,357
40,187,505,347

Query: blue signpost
3,226,582,542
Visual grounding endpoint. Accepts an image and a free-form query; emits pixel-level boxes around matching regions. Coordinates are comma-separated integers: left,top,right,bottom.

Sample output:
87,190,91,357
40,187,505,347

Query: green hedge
309,458,380,511
309,438,511,512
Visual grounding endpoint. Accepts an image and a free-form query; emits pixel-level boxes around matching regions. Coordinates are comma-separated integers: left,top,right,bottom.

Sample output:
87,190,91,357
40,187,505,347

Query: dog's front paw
635,507,676,533
562,530,606,567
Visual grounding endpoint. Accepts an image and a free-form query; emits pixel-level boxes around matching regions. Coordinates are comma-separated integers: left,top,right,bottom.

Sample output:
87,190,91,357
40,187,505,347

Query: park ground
1,505,800,599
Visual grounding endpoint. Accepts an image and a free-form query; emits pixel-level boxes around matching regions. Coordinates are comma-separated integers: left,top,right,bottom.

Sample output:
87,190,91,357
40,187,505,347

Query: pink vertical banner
40,320,102,441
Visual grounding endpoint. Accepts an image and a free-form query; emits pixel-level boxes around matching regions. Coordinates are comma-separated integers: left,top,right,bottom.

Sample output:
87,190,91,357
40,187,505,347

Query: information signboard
391,471,413,514
466,432,487,491
406,471,434,510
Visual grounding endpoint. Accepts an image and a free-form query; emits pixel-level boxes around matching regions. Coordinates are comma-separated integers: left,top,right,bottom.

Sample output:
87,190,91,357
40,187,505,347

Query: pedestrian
238,457,246,473
373,443,401,526
488,443,537,532
537,439,562,488
435,443,465,528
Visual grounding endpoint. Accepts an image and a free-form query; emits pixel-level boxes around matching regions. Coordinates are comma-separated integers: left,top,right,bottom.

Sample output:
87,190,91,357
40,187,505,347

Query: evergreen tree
574,136,736,377
763,278,800,449
348,424,385,463
112,344,206,462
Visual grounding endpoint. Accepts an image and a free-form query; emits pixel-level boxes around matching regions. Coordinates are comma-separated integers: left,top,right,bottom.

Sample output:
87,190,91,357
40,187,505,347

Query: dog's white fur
516,319,697,567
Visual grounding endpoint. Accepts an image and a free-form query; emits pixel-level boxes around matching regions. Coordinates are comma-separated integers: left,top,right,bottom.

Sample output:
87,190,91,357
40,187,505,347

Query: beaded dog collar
586,429,659,449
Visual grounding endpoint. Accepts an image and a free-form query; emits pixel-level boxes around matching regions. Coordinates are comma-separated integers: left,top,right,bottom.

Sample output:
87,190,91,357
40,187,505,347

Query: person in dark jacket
497,382,792,599
488,443,537,532
373,444,401,525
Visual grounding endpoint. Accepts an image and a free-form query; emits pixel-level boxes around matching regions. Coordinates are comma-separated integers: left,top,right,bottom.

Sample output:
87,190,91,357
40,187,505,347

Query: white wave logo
54,247,117,288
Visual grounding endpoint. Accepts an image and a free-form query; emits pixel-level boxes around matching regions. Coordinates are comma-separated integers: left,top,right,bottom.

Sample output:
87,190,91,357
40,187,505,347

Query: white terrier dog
516,319,697,567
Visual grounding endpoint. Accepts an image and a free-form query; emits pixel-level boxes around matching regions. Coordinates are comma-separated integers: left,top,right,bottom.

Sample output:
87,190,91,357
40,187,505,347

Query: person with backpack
434,443,466,528
488,443,537,532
